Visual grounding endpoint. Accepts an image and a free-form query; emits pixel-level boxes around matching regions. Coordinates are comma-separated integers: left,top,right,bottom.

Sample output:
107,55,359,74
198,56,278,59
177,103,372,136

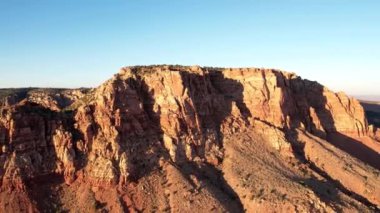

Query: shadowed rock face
0,65,379,212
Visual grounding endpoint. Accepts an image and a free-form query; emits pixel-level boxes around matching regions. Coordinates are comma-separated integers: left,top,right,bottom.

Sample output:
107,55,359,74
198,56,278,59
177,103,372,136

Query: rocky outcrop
0,101,77,189
0,88,89,110
0,65,378,212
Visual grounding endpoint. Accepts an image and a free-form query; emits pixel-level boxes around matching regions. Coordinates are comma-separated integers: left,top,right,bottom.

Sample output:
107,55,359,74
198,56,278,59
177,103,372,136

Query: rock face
0,65,379,212
0,101,77,188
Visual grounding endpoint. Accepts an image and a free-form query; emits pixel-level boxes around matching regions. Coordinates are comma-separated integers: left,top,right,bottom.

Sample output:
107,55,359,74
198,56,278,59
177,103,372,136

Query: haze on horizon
0,0,379,99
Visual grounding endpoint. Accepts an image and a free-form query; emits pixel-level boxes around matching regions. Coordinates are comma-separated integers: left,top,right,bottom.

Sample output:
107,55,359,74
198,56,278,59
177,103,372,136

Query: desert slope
0,65,379,212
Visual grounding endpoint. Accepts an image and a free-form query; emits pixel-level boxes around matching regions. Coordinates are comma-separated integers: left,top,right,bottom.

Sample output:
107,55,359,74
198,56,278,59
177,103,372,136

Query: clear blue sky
1,0,379,97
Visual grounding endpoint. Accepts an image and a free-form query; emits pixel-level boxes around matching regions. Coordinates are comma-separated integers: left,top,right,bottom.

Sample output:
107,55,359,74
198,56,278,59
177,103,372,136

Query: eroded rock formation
0,65,379,212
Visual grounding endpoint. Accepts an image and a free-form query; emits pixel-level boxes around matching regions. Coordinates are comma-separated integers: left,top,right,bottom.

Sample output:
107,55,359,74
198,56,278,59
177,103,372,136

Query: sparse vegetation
0,87,91,111
0,88,78,100
63,91,95,111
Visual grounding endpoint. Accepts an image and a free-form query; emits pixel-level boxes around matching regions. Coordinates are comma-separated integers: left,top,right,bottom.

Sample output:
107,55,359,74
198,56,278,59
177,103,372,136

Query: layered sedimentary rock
0,101,76,188
0,65,379,212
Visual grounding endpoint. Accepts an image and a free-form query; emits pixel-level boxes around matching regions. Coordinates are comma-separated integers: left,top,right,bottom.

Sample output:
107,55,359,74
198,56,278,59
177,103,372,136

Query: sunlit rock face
0,65,378,212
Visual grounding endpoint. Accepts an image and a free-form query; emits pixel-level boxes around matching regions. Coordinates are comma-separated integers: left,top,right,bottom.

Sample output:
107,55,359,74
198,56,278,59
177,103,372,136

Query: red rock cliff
0,65,378,212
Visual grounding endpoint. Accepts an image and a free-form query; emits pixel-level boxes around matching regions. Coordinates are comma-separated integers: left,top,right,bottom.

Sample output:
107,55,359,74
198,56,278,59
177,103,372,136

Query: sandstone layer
0,65,379,212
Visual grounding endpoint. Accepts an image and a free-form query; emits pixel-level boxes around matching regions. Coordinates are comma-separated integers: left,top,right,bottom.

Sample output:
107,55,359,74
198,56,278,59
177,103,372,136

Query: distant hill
355,95,380,102
0,87,91,110
360,100,380,127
